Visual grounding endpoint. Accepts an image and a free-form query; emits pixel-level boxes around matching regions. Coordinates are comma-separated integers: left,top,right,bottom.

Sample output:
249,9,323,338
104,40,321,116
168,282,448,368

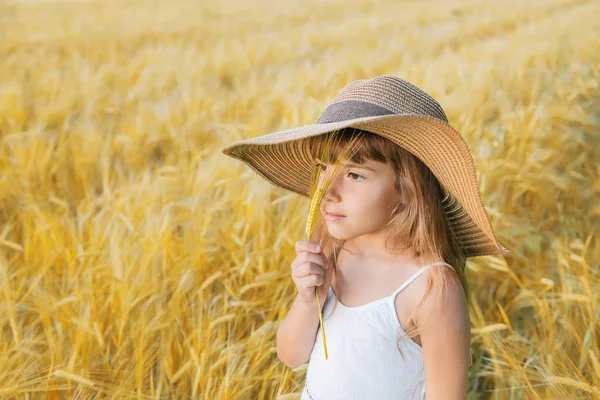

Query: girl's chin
325,228,352,241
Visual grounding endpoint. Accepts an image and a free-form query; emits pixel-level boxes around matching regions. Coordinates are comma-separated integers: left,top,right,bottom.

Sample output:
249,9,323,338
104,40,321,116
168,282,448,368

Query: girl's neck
342,235,410,261
340,237,439,270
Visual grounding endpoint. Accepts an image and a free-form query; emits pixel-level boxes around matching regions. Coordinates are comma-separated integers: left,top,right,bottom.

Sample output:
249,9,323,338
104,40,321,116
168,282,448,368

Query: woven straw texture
222,75,509,257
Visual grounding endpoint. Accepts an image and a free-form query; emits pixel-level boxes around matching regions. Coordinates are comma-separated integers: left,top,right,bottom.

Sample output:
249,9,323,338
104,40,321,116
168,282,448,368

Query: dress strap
390,261,455,299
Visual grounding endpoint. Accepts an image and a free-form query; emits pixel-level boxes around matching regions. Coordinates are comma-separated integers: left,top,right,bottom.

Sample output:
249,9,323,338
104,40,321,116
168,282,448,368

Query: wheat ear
305,130,364,360
305,186,328,359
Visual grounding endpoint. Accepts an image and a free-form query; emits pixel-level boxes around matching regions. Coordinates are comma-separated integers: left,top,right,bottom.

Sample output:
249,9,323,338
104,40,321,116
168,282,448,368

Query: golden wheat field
0,0,599,398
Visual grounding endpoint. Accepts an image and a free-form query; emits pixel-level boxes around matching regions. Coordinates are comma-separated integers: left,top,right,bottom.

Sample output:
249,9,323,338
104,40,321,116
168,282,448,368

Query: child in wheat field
222,75,510,400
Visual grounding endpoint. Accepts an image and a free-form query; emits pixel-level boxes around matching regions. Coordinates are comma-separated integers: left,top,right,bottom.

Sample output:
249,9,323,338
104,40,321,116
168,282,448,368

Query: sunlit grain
1,0,598,398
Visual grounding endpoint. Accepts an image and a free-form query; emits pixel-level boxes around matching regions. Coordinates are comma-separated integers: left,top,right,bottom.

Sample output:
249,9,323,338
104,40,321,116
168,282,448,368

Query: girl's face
317,157,400,243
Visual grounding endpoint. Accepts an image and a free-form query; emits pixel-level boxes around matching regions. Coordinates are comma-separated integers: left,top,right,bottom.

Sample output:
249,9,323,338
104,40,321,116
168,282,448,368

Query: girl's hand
291,240,333,307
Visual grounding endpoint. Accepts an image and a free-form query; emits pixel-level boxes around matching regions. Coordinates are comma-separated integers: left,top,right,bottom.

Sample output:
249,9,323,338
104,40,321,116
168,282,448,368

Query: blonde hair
302,127,469,358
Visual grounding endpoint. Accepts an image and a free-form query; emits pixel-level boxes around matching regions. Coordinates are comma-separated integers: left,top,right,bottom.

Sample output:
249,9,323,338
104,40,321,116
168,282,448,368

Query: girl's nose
322,173,343,201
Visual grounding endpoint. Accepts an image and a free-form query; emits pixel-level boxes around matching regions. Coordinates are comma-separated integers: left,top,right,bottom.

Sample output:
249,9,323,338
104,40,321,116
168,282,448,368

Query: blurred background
0,0,598,398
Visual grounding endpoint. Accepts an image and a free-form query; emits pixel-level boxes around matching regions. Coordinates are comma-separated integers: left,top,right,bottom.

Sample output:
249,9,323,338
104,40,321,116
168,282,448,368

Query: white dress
300,261,456,400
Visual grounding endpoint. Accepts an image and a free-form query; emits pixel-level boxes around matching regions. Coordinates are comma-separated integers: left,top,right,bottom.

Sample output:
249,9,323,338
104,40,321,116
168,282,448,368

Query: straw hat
221,75,509,257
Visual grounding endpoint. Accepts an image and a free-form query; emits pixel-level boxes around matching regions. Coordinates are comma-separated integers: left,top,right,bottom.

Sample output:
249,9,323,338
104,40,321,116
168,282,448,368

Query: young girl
221,75,510,399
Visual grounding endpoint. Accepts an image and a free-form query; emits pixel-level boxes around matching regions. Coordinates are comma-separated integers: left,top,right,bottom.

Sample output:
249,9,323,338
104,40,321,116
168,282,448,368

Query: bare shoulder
398,262,461,304
392,262,464,341
413,264,467,323
414,264,471,397
412,266,470,332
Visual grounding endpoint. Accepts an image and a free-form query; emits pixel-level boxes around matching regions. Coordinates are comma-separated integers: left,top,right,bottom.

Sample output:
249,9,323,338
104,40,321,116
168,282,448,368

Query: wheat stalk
305,129,364,360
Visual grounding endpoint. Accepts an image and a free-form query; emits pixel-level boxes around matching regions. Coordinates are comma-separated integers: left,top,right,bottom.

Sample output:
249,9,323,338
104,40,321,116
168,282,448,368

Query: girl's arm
276,294,322,369
417,270,471,399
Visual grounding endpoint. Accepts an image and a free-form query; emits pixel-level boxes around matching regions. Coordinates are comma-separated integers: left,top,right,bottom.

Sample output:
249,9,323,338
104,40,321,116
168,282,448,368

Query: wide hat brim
222,112,510,258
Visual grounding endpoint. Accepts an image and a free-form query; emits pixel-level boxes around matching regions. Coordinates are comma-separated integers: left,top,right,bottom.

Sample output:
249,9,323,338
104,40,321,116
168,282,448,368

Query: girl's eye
348,172,365,181
314,162,327,172
315,162,365,181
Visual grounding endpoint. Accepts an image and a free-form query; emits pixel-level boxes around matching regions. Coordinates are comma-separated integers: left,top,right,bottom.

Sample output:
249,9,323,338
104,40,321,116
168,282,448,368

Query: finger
299,274,324,289
298,252,328,270
294,261,326,279
291,252,313,271
295,240,321,255
311,274,325,287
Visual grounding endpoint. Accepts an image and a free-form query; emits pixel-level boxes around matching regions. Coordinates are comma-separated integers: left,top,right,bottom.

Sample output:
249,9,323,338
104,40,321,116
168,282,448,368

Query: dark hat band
316,100,394,124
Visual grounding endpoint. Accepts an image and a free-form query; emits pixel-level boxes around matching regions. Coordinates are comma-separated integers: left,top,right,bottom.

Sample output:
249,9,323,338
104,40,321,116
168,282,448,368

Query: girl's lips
324,212,346,221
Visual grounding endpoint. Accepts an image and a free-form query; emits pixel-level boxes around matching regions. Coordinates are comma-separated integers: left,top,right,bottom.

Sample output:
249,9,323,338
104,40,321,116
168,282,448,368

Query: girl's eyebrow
315,158,376,172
